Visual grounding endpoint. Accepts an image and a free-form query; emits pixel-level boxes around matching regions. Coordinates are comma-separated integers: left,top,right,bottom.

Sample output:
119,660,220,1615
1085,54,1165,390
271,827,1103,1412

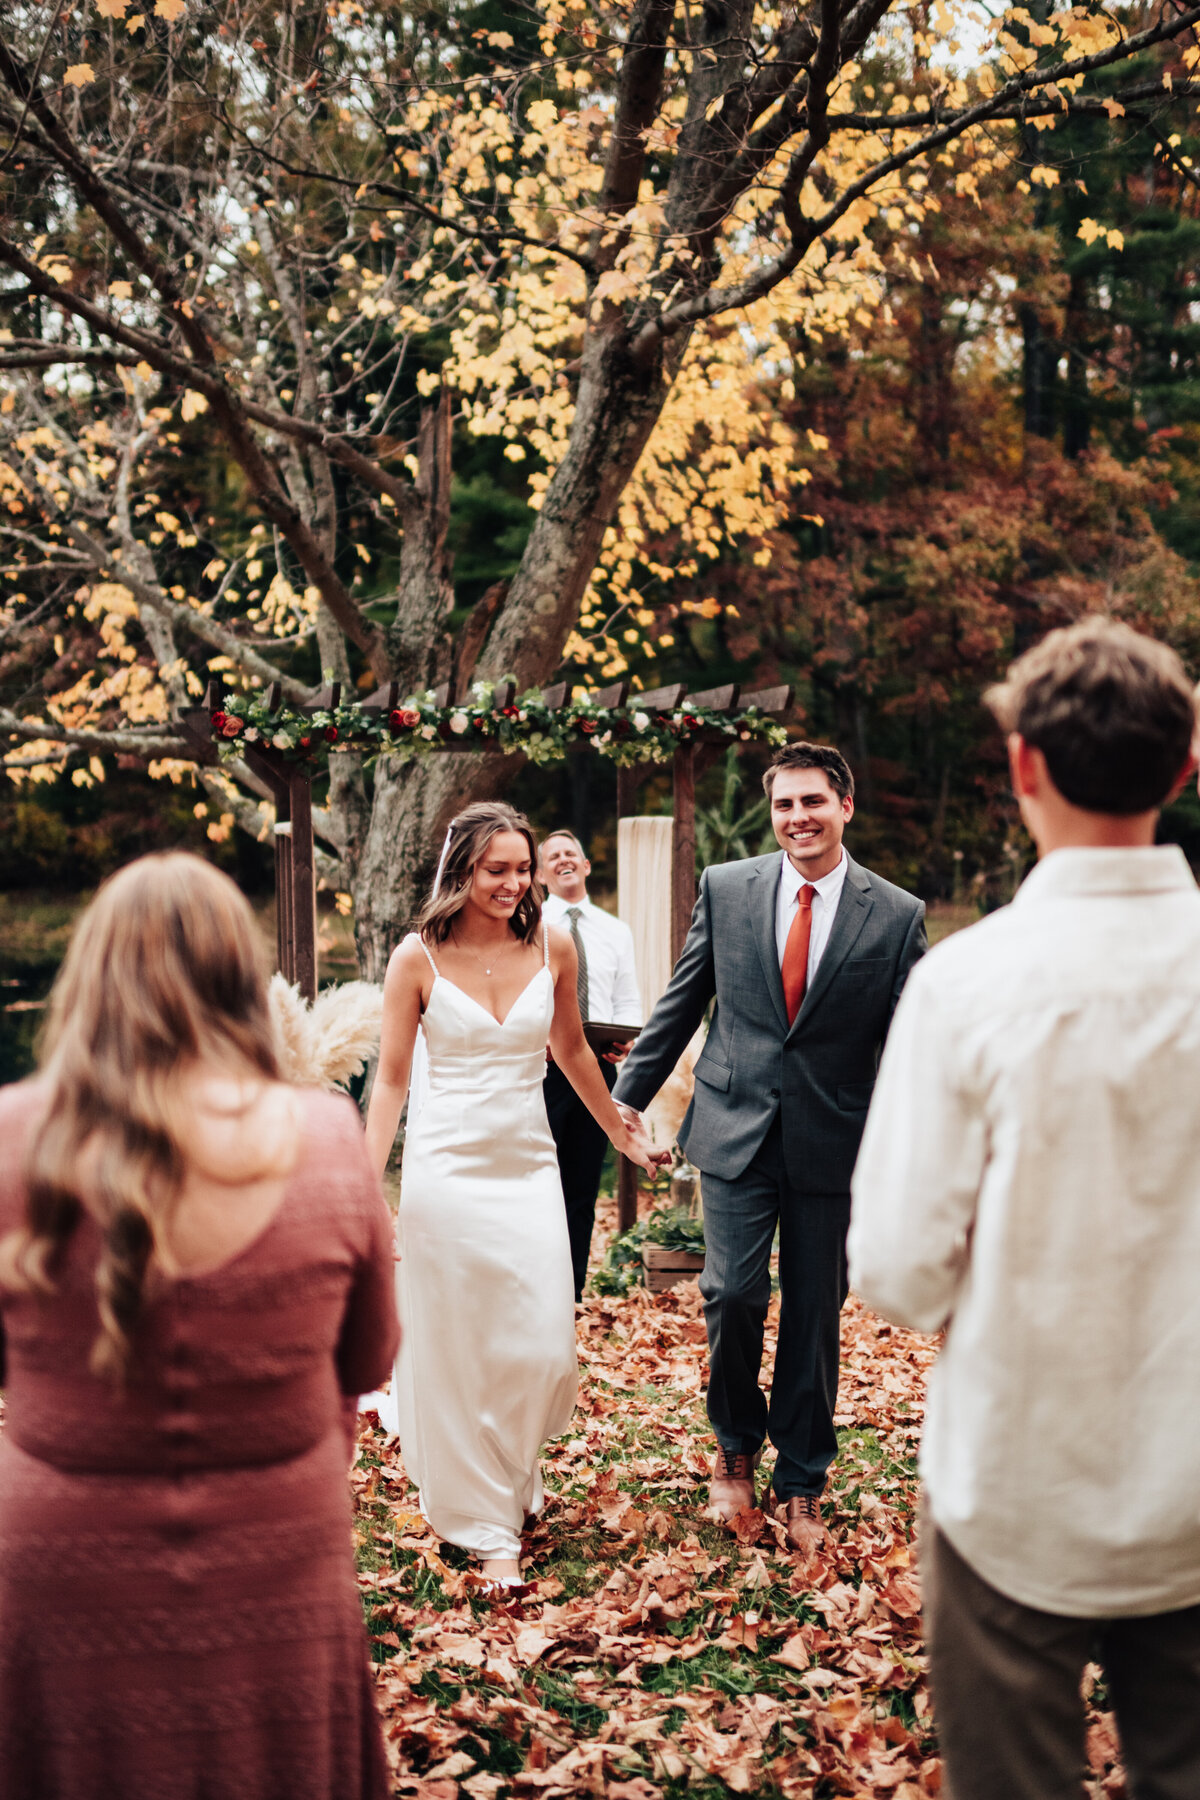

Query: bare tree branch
0,706,190,758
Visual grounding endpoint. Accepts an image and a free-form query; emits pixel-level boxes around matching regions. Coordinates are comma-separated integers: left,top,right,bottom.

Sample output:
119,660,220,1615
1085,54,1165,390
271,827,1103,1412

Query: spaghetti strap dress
391,926,577,1559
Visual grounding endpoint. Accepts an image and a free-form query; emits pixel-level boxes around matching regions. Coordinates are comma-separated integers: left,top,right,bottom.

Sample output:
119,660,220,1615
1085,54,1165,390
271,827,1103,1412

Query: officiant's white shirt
850,846,1200,1618
774,847,848,980
542,892,642,1026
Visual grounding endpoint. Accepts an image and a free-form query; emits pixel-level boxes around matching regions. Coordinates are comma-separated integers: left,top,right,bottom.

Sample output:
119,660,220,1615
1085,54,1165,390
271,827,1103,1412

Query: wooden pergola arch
179,673,794,1228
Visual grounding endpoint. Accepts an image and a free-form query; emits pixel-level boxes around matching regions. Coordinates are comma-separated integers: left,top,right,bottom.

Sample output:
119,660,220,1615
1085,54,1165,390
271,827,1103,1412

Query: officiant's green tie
566,906,590,1021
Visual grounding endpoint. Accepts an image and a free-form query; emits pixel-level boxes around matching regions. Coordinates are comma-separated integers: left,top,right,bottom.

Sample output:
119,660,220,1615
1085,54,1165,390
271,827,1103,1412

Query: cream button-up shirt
774,848,848,984
850,846,1200,1618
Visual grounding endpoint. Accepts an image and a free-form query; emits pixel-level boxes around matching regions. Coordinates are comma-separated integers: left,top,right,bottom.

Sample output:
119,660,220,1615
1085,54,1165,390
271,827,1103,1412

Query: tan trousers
921,1519,1200,1800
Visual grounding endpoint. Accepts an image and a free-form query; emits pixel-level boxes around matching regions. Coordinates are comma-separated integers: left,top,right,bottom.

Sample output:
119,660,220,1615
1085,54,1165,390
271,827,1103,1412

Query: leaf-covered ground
355,1196,1130,1799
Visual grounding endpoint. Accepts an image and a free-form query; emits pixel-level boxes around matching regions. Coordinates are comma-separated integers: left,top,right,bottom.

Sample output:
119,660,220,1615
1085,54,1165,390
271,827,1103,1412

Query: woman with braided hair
0,853,398,1799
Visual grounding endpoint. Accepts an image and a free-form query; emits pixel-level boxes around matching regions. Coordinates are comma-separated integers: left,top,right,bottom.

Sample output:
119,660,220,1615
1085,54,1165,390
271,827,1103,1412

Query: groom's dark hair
763,742,855,802
985,617,1196,815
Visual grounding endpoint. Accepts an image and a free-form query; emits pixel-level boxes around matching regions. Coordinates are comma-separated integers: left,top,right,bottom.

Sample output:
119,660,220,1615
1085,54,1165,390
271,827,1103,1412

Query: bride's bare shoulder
545,922,575,968
385,932,433,990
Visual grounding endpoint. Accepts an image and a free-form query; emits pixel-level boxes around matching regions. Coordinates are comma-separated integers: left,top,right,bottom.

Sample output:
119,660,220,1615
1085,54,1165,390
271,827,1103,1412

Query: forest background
7,0,1200,1043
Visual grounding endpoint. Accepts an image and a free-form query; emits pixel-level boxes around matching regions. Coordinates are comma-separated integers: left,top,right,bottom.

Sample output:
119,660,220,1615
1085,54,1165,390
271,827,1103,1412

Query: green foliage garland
209,680,788,769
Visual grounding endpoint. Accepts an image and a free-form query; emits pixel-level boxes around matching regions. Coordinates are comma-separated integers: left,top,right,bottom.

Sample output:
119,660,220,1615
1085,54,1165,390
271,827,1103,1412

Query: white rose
420,724,437,740
272,731,292,749
449,712,469,734
518,710,527,721
633,711,650,732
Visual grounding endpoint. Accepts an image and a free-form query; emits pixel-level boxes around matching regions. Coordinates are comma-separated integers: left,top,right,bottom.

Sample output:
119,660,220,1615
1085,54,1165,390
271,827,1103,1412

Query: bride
365,801,663,1588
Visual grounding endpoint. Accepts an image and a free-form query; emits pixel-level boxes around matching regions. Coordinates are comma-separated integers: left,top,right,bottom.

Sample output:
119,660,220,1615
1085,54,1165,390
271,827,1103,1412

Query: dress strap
542,919,550,968
414,931,439,976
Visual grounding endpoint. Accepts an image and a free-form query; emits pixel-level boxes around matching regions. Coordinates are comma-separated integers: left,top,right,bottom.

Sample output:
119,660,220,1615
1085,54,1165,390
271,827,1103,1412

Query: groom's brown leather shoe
707,1447,759,1524
779,1494,827,1557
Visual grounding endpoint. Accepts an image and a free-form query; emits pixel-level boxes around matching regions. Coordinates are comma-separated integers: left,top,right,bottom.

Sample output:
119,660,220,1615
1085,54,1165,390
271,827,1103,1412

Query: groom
614,742,926,1554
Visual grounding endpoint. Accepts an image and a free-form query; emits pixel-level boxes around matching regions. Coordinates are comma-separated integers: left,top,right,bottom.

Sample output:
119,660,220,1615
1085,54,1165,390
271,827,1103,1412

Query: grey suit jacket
614,851,926,1193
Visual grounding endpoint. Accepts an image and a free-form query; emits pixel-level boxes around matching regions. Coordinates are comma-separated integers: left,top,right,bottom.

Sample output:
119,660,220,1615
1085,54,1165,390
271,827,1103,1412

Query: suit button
769,1088,780,1099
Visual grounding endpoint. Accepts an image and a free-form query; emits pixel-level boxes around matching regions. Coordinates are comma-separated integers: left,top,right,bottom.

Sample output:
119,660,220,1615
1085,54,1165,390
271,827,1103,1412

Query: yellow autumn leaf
63,64,95,88
181,389,209,422
1029,166,1060,188
155,0,186,19
125,13,145,30
1076,218,1105,246
1106,229,1125,253
95,0,129,15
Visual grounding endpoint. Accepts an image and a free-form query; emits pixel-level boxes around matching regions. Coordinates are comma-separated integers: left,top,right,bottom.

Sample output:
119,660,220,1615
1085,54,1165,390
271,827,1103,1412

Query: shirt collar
1014,844,1196,905
543,889,591,917
780,847,847,902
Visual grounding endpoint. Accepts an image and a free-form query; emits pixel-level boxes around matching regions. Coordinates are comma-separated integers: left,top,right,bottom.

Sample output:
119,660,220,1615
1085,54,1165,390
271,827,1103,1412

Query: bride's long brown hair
0,853,281,1380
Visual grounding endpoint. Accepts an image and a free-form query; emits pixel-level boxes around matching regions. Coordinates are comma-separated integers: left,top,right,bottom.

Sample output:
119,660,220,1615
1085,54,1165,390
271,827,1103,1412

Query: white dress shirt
850,846,1200,1618
774,848,849,983
542,892,643,1025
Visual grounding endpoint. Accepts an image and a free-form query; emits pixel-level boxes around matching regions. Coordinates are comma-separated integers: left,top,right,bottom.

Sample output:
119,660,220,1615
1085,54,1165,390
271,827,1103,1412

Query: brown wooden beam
360,681,400,714
586,680,629,708
672,741,697,965
635,682,686,711
683,683,739,712
617,1156,639,1235
739,684,793,715
288,768,317,1001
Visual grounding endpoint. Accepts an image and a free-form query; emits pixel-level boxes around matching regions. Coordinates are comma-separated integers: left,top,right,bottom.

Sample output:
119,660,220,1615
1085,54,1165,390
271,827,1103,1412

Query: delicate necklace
453,933,515,978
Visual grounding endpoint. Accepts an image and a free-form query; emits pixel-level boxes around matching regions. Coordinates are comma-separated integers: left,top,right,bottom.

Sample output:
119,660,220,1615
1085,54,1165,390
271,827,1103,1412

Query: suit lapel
787,855,873,1037
747,858,789,1034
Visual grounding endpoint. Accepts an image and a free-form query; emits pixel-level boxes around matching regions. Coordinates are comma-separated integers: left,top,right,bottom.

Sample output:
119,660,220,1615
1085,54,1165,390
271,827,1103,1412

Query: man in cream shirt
850,618,1200,1800
540,831,642,1300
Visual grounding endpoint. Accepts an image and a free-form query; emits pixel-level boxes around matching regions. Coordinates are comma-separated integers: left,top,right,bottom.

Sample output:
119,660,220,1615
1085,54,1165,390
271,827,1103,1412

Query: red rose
220,716,243,738
390,706,420,730
210,710,227,730
299,735,311,749
684,714,701,729
578,718,597,735
472,716,486,730
502,706,519,719
324,725,338,743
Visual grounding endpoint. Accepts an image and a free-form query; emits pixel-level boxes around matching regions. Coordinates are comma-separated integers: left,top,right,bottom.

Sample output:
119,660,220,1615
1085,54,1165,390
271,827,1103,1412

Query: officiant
540,831,643,1301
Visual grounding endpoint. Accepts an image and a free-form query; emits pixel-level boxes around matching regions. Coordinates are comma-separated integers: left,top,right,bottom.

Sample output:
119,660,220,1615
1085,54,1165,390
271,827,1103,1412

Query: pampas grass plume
268,973,384,1091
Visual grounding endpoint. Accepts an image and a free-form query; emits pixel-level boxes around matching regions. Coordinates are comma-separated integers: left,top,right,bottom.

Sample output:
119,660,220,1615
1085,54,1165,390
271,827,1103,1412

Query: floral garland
209,680,789,768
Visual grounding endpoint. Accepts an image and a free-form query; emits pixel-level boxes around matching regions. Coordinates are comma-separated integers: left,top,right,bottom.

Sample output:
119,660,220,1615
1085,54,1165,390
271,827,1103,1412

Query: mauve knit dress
0,1081,399,1800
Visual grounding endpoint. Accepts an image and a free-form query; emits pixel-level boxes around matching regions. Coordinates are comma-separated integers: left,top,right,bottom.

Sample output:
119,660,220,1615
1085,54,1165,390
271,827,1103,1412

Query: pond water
0,892,360,1086
0,895,86,1085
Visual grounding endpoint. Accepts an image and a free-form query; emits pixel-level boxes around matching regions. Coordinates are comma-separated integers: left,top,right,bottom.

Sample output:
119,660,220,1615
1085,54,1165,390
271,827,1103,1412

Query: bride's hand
612,1106,671,1173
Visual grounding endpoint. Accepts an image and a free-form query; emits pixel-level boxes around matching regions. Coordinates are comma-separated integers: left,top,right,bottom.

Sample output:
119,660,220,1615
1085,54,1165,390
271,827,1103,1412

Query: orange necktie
782,883,815,1024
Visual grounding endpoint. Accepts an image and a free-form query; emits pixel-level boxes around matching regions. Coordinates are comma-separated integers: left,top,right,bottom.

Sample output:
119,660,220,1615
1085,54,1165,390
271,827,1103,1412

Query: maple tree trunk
348,335,679,971
483,333,674,684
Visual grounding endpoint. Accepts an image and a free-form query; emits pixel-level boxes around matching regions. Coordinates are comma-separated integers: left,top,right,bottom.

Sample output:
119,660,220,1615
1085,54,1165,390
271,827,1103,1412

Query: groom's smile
770,767,854,881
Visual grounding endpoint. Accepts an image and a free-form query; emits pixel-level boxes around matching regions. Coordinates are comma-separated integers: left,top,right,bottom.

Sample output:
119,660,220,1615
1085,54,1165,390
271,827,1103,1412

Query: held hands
612,1101,671,1173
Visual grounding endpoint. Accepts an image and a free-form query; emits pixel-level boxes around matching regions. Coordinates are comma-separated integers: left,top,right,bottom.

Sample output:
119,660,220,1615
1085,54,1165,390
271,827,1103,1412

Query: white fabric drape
617,816,674,1011
617,815,702,1151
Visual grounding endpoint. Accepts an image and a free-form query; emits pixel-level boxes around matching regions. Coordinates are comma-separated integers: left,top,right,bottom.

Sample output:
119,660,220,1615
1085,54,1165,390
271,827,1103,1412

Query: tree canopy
3,0,1200,965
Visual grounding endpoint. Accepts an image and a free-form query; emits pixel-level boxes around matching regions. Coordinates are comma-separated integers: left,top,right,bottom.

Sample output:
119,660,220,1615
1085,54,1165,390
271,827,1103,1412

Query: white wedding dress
391,927,578,1558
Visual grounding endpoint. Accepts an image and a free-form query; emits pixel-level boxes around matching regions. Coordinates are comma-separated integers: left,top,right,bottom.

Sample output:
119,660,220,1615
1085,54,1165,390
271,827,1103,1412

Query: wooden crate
642,1244,705,1293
